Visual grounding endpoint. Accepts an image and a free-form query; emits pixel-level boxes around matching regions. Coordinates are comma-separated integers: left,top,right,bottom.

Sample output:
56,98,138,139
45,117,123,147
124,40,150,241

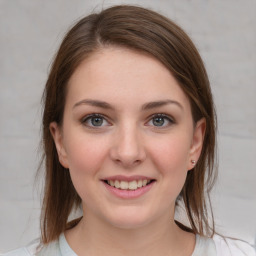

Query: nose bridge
110,120,146,167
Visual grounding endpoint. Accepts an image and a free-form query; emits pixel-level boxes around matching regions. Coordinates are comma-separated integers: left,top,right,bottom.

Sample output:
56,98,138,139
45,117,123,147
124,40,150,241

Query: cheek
150,137,190,200
63,135,109,203
150,135,191,172
148,134,191,200
64,135,108,176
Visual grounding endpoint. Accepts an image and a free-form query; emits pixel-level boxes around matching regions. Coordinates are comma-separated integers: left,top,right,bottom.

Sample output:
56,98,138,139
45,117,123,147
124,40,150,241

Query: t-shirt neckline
59,233,216,256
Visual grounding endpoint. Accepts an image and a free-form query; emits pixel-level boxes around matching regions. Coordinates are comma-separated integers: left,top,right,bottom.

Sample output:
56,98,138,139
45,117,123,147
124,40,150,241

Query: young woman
3,5,255,256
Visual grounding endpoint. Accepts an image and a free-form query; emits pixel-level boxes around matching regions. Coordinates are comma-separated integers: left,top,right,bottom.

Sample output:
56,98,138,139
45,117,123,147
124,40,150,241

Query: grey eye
152,116,165,126
90,116,104,126
147,114,175,128
82,114,109,128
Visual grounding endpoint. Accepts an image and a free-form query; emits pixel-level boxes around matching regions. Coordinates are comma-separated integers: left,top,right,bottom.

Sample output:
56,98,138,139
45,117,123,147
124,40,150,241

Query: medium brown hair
40,5,217,244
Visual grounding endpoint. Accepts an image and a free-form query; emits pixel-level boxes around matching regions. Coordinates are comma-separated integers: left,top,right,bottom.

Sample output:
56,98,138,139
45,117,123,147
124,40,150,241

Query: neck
65,210,195,256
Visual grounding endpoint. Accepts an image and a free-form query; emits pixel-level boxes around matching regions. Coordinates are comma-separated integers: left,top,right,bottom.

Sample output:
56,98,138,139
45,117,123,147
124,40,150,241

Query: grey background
0,0,255,252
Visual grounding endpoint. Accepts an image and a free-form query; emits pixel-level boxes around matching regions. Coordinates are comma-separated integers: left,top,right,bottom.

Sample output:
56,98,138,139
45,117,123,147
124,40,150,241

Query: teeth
137,180,142,188
114,180,120,188
129,180,137,190
107,179,152,190
120,181,129,189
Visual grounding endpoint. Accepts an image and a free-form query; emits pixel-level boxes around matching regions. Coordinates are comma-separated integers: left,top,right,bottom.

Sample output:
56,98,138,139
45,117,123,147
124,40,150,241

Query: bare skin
51,47,205,256
65,213,196,256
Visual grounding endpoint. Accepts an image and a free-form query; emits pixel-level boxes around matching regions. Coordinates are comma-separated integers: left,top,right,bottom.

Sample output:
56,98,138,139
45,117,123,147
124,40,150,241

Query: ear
49,122,69,169
188,118,206,170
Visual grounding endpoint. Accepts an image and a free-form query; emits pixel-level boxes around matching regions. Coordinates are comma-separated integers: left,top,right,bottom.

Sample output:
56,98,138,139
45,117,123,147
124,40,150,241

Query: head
41,5,217,243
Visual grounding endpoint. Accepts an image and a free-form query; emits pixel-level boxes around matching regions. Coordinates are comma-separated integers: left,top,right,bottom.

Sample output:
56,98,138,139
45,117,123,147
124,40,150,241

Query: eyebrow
73,99,114,110
141,99,183,111
73,99,183,111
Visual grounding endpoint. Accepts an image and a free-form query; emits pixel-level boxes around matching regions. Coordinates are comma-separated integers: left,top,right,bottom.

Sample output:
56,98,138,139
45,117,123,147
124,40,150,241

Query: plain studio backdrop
0,0,255,252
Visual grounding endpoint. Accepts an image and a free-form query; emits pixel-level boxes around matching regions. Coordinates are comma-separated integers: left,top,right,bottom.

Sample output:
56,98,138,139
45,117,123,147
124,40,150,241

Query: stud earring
191,160,196,166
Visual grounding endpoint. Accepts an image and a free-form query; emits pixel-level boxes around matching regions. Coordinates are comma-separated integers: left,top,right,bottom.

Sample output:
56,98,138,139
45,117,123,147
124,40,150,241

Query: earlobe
49,122,69,169
188,118,206,170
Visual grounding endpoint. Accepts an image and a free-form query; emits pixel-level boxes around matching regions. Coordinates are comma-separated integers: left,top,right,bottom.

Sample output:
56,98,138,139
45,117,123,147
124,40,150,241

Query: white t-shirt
1,233,255,256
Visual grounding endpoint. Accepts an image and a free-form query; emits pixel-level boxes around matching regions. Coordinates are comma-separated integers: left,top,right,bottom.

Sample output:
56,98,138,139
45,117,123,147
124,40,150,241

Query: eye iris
91,117,103,126
153,116,165,126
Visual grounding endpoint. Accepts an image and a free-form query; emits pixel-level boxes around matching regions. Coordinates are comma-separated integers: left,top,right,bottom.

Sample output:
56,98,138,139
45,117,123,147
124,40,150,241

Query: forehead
66,47,190,110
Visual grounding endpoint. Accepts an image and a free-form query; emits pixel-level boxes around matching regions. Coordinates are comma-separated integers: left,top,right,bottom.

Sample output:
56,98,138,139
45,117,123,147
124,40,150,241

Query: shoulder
0,248,30,256
0,239,40,256
213,235,256,256
1,237,60,256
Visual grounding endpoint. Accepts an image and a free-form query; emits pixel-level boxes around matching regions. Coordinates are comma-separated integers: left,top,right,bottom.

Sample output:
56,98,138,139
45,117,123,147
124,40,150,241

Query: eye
81,114,110,128
147,114,175,128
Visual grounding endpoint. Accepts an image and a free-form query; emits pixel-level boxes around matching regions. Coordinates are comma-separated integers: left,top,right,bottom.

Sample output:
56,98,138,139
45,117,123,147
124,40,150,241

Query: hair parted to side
40,5,217,244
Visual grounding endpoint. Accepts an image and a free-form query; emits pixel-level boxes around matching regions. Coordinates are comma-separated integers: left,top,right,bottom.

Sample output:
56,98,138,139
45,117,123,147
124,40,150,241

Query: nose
109,124,146,168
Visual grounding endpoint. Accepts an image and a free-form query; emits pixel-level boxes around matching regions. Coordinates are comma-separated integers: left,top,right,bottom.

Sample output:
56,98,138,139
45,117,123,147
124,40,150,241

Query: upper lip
102,175,155,182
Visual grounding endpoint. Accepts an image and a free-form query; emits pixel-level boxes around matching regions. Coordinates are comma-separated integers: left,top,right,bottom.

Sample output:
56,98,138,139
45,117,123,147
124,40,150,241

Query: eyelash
81,113,175,129
147,113,175,128
81,114,110,128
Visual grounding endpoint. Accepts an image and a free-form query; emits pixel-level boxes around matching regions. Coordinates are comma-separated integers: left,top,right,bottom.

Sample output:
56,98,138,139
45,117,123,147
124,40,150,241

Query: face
50,47,205,230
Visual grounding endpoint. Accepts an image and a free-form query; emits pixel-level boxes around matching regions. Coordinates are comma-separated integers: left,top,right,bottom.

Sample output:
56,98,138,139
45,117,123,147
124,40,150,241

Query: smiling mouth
103,179,155,190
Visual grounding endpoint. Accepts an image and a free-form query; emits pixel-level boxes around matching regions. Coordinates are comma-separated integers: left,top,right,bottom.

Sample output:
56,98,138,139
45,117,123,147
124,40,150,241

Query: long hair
40,5,217,244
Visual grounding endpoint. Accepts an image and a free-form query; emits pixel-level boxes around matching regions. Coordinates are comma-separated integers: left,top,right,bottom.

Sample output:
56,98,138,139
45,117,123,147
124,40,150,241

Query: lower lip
102,181,155,199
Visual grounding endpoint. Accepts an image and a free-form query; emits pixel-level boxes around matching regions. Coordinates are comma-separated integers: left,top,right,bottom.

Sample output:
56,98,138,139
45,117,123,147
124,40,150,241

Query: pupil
153,117,164,126
92,117,103,126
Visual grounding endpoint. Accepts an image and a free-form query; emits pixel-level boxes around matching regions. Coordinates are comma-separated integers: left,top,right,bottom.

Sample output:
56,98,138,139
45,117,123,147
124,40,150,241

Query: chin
102,208,156,230
110,219,151,230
